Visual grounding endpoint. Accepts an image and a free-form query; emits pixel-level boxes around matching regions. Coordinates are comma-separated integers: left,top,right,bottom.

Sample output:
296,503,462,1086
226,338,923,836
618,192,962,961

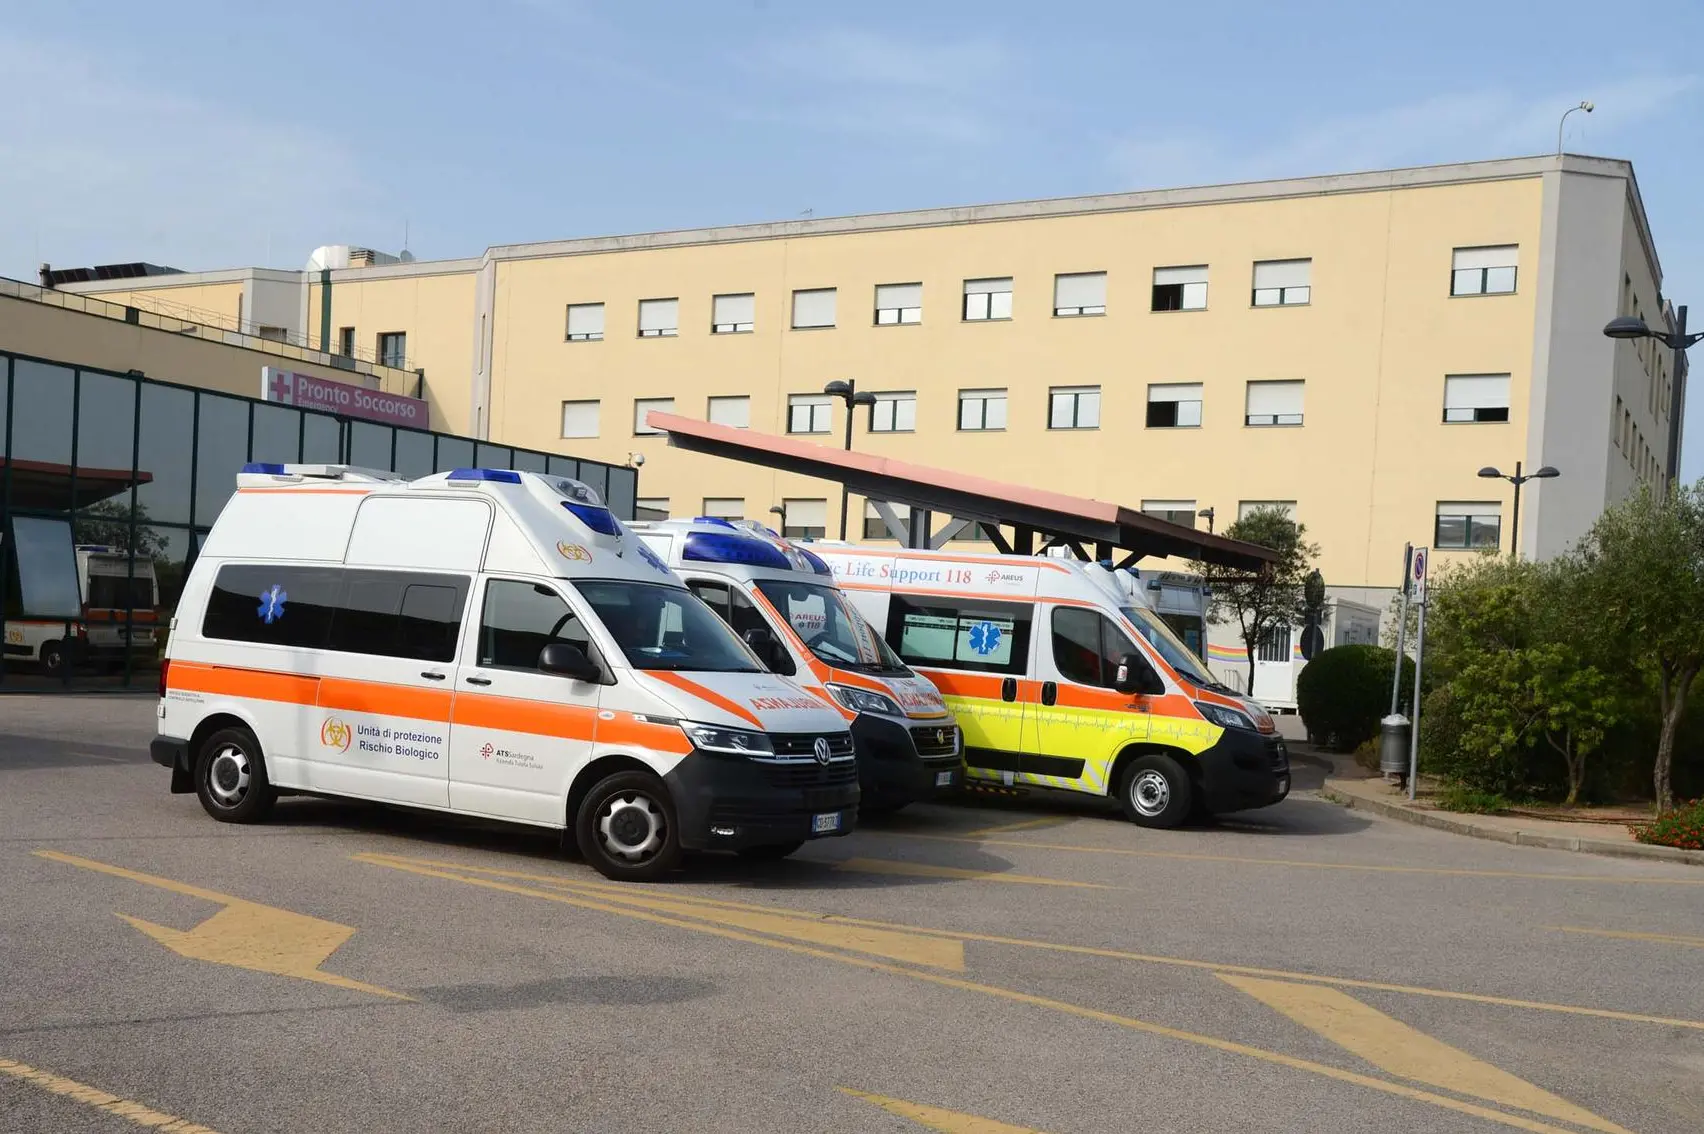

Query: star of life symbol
257,585,288,624
967,621,1001,656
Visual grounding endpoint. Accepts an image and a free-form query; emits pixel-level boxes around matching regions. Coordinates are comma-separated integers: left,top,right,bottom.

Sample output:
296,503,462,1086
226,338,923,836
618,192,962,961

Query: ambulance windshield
1121,605,1215,688
755,579,905,674
576,581,761,673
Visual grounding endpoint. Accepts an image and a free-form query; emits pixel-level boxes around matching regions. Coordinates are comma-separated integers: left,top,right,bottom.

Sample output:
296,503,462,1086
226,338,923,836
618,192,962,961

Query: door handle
465,675,493,686
1001,677,1017,702
420,671,446,681
1041,681,1058,706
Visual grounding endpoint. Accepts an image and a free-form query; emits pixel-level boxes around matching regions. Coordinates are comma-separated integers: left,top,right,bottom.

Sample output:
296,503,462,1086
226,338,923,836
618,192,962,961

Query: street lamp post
822,379,877,540
1477,461,1561,555
1556,100,1593,154
1604,305,1701,488
1197,506,1216,534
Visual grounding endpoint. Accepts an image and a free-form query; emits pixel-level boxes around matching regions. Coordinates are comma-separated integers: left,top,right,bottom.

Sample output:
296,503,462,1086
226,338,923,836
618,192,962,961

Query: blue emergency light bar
447,467,523,484
681,530,792,571
692,517,738,528
562,501,622,536
241,463,288,475
797,547,833,577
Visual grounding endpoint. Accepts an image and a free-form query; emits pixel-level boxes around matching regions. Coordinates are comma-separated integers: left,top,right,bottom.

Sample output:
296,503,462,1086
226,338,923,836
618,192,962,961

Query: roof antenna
399,218,415,263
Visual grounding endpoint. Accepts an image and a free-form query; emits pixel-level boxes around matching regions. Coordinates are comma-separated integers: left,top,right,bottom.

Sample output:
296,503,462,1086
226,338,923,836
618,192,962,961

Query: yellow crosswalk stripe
839,1087,1046,1132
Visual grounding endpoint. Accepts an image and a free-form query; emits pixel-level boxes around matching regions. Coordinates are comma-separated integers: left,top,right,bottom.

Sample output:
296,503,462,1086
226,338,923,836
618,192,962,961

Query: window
1141,500,1196,527
329,570,469,663
1051,607,1144,688
1238,500,1296,521
1435,502,1502,550
1245,380,1304,426
755,578,900,671
963,277,1012,321
791,287,837,329
638,298,678,337
782,498,827,540
701,497,744,521
633,397,674,435
377,332,406,368
958,388,1007,431
711,293,755,334
566,302,605,341
1614,396,1624,450
1146,383,1203,428
635,497,670,521
875,283,922,325
945,519,996,542
869,391,917,432
707,395,750,428
1054,272,1106,317
576,580,759,672
1049,385,1100,430
788,394,833,434
885,594,1033,676
203,564,341,649
1442,374,1510,423
337,326,355,356
1253,259,1311,306
1151,266,1208,312
863,501,911,540
1257,624,1292,663
561,400,600,439
686,581,775,653
1451,246,1517,296
478,579,591,671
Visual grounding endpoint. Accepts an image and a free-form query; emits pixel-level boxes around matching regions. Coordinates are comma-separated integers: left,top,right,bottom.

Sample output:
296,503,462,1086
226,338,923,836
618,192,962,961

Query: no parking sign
1411,547,1429,602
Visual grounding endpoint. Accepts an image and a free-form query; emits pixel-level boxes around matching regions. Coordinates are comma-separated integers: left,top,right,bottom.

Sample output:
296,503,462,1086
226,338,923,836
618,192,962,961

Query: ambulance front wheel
194,726,276,823
575,771,682,882
1118,753,1192,829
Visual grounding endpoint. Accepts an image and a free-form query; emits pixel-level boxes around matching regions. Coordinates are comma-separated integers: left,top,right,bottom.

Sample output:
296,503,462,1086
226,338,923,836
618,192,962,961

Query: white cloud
1109,73,1699,188
0,35,387,275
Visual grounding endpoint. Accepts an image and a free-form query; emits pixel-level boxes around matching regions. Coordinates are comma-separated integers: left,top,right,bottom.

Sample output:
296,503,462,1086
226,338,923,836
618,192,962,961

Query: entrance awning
647,412,1276,571
1,459,154,511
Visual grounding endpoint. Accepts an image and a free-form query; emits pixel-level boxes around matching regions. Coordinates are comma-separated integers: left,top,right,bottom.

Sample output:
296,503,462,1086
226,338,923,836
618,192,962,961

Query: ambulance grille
761,761,860,789
910,725,959,759
769,732,855,761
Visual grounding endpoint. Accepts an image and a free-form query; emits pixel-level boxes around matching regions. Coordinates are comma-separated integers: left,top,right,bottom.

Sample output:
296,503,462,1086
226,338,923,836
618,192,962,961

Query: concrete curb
1318,784,1704,867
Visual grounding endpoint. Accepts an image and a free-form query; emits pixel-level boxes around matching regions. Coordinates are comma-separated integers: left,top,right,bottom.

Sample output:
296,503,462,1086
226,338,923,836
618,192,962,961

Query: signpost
261,367,430,431
1388,543,1413,717
1406,547,1429,801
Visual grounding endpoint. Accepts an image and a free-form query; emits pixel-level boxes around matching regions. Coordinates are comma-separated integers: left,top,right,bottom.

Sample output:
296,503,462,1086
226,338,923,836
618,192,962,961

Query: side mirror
1114,653,1164,696
742,627,794,675
539,642,601,682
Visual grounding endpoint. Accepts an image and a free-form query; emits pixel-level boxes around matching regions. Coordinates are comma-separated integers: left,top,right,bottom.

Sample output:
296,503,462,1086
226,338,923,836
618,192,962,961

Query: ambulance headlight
825,683,902,717
1194,701,1257,732
679,722,774,756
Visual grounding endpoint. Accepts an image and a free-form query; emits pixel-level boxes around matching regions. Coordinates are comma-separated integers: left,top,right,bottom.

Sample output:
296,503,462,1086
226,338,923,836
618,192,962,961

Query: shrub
1436,784,1514,814
1631,799,1704,850
1297,644,1414,752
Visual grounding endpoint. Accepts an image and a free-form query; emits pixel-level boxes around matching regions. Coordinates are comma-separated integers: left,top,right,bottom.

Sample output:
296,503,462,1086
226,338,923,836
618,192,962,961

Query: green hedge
1297,644,1414,752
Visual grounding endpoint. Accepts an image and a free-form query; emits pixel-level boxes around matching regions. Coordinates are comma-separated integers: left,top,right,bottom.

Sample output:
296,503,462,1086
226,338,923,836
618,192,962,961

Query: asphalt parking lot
3,696,1702,1134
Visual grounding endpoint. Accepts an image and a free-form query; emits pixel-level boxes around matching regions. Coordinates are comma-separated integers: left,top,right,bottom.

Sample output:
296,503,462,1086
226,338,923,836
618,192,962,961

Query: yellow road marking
1549,925,1704,949
960,817,1070,838
834,857,1109,888
1219,975,1631,1134
839,1087,1046,1132
0,1056,222,1133
360,853,1704,1033
904,831,1704,885
358,854,1624,1133
36,850,407,1000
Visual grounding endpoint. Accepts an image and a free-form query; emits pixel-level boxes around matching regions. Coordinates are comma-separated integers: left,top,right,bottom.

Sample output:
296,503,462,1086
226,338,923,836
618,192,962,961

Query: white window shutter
964,277,1011,295
1437,501,1501,518
876,283,922,309
1253,260,1311,288
638,298,678,332
702,498,744,518
707,396,750,427
1453,246,1517,271
566,303,604,337
560,400,600,438
787,499,828,529
634,397,674,433
792,288,837,328
1246,381,1304,416
1054,272,1106,308
1153,266,1208,285
1443,374,1510,409
713,293,755,325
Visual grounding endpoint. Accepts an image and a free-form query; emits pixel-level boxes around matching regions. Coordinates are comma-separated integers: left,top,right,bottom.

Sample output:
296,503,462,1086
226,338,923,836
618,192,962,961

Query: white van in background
152,464,858,880
635,518,962,812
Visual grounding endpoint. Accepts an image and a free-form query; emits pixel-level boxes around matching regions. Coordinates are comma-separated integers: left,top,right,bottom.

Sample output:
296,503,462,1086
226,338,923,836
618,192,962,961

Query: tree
1193,506,1319,695
73,499,167,559
1572,483,1704,813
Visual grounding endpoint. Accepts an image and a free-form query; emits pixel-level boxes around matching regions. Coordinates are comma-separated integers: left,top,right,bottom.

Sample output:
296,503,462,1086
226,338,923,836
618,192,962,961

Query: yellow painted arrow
839,1087,1047,1133
36,850,406,1000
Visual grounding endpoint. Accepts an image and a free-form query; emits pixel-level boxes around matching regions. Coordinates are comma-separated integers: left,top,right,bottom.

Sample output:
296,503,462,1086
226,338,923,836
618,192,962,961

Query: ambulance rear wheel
1119,754,1191,829
40,641,65,676
194,727,275,824
576,771,681,882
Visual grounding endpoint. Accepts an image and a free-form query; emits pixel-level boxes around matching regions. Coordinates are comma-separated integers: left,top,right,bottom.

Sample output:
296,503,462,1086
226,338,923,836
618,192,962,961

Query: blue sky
3,0,1700,476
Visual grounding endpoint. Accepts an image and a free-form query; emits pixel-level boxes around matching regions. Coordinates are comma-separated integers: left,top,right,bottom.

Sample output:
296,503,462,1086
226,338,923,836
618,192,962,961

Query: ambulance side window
328,570,469,663
1051,607,1145,688
885,595,1031,676
687,581,790,674
479,580,590,671
203,564,341,649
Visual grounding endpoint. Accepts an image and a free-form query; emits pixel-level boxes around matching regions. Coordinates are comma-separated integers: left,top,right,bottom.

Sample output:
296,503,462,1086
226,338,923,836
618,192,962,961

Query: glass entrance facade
0,351,636,691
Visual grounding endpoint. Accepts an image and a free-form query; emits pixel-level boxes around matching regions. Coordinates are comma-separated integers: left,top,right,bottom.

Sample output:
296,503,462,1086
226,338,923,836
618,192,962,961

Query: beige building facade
55,154,1679,598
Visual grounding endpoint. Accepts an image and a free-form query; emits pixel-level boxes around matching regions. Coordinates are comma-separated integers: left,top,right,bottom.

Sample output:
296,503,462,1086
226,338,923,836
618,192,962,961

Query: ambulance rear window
885,594,1032,676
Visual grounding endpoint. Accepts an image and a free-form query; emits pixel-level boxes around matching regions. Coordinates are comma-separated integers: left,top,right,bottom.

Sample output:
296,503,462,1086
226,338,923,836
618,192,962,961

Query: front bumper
1195,730,1290,814
664,748,860,851
850,713,962,807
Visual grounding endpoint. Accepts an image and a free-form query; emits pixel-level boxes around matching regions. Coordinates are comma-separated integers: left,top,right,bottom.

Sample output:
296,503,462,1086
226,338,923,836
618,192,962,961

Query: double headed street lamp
1604,305,1700,488
823,379,877,540
1477,462,1560,555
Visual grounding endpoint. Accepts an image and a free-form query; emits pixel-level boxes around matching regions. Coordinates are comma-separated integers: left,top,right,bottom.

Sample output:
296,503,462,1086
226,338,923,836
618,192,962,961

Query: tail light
158,658,170,699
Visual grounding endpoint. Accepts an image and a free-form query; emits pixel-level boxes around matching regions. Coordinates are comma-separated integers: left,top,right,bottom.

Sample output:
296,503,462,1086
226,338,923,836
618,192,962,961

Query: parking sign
1412,547,1429,601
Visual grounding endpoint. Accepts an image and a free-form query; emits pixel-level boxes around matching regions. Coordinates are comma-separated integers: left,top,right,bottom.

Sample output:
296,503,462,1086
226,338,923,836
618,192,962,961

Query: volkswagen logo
936,729,949,747
813,737,832,765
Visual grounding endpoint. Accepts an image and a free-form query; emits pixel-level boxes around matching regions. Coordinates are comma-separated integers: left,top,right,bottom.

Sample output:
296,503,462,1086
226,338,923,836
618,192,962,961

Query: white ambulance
151,464,858,880
814,545,1290,828
634,518,962,812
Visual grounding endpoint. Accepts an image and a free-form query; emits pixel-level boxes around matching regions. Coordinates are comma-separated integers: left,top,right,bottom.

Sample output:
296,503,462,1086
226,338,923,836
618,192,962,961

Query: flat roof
648,412,1278,571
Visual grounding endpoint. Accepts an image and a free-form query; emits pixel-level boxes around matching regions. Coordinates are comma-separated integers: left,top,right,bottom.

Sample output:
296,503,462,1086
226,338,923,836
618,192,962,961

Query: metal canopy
649,412,1277,571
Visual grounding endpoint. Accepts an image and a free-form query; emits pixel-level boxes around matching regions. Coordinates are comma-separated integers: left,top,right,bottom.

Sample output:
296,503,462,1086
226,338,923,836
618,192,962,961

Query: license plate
811,812,842,834
935,771,955,787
